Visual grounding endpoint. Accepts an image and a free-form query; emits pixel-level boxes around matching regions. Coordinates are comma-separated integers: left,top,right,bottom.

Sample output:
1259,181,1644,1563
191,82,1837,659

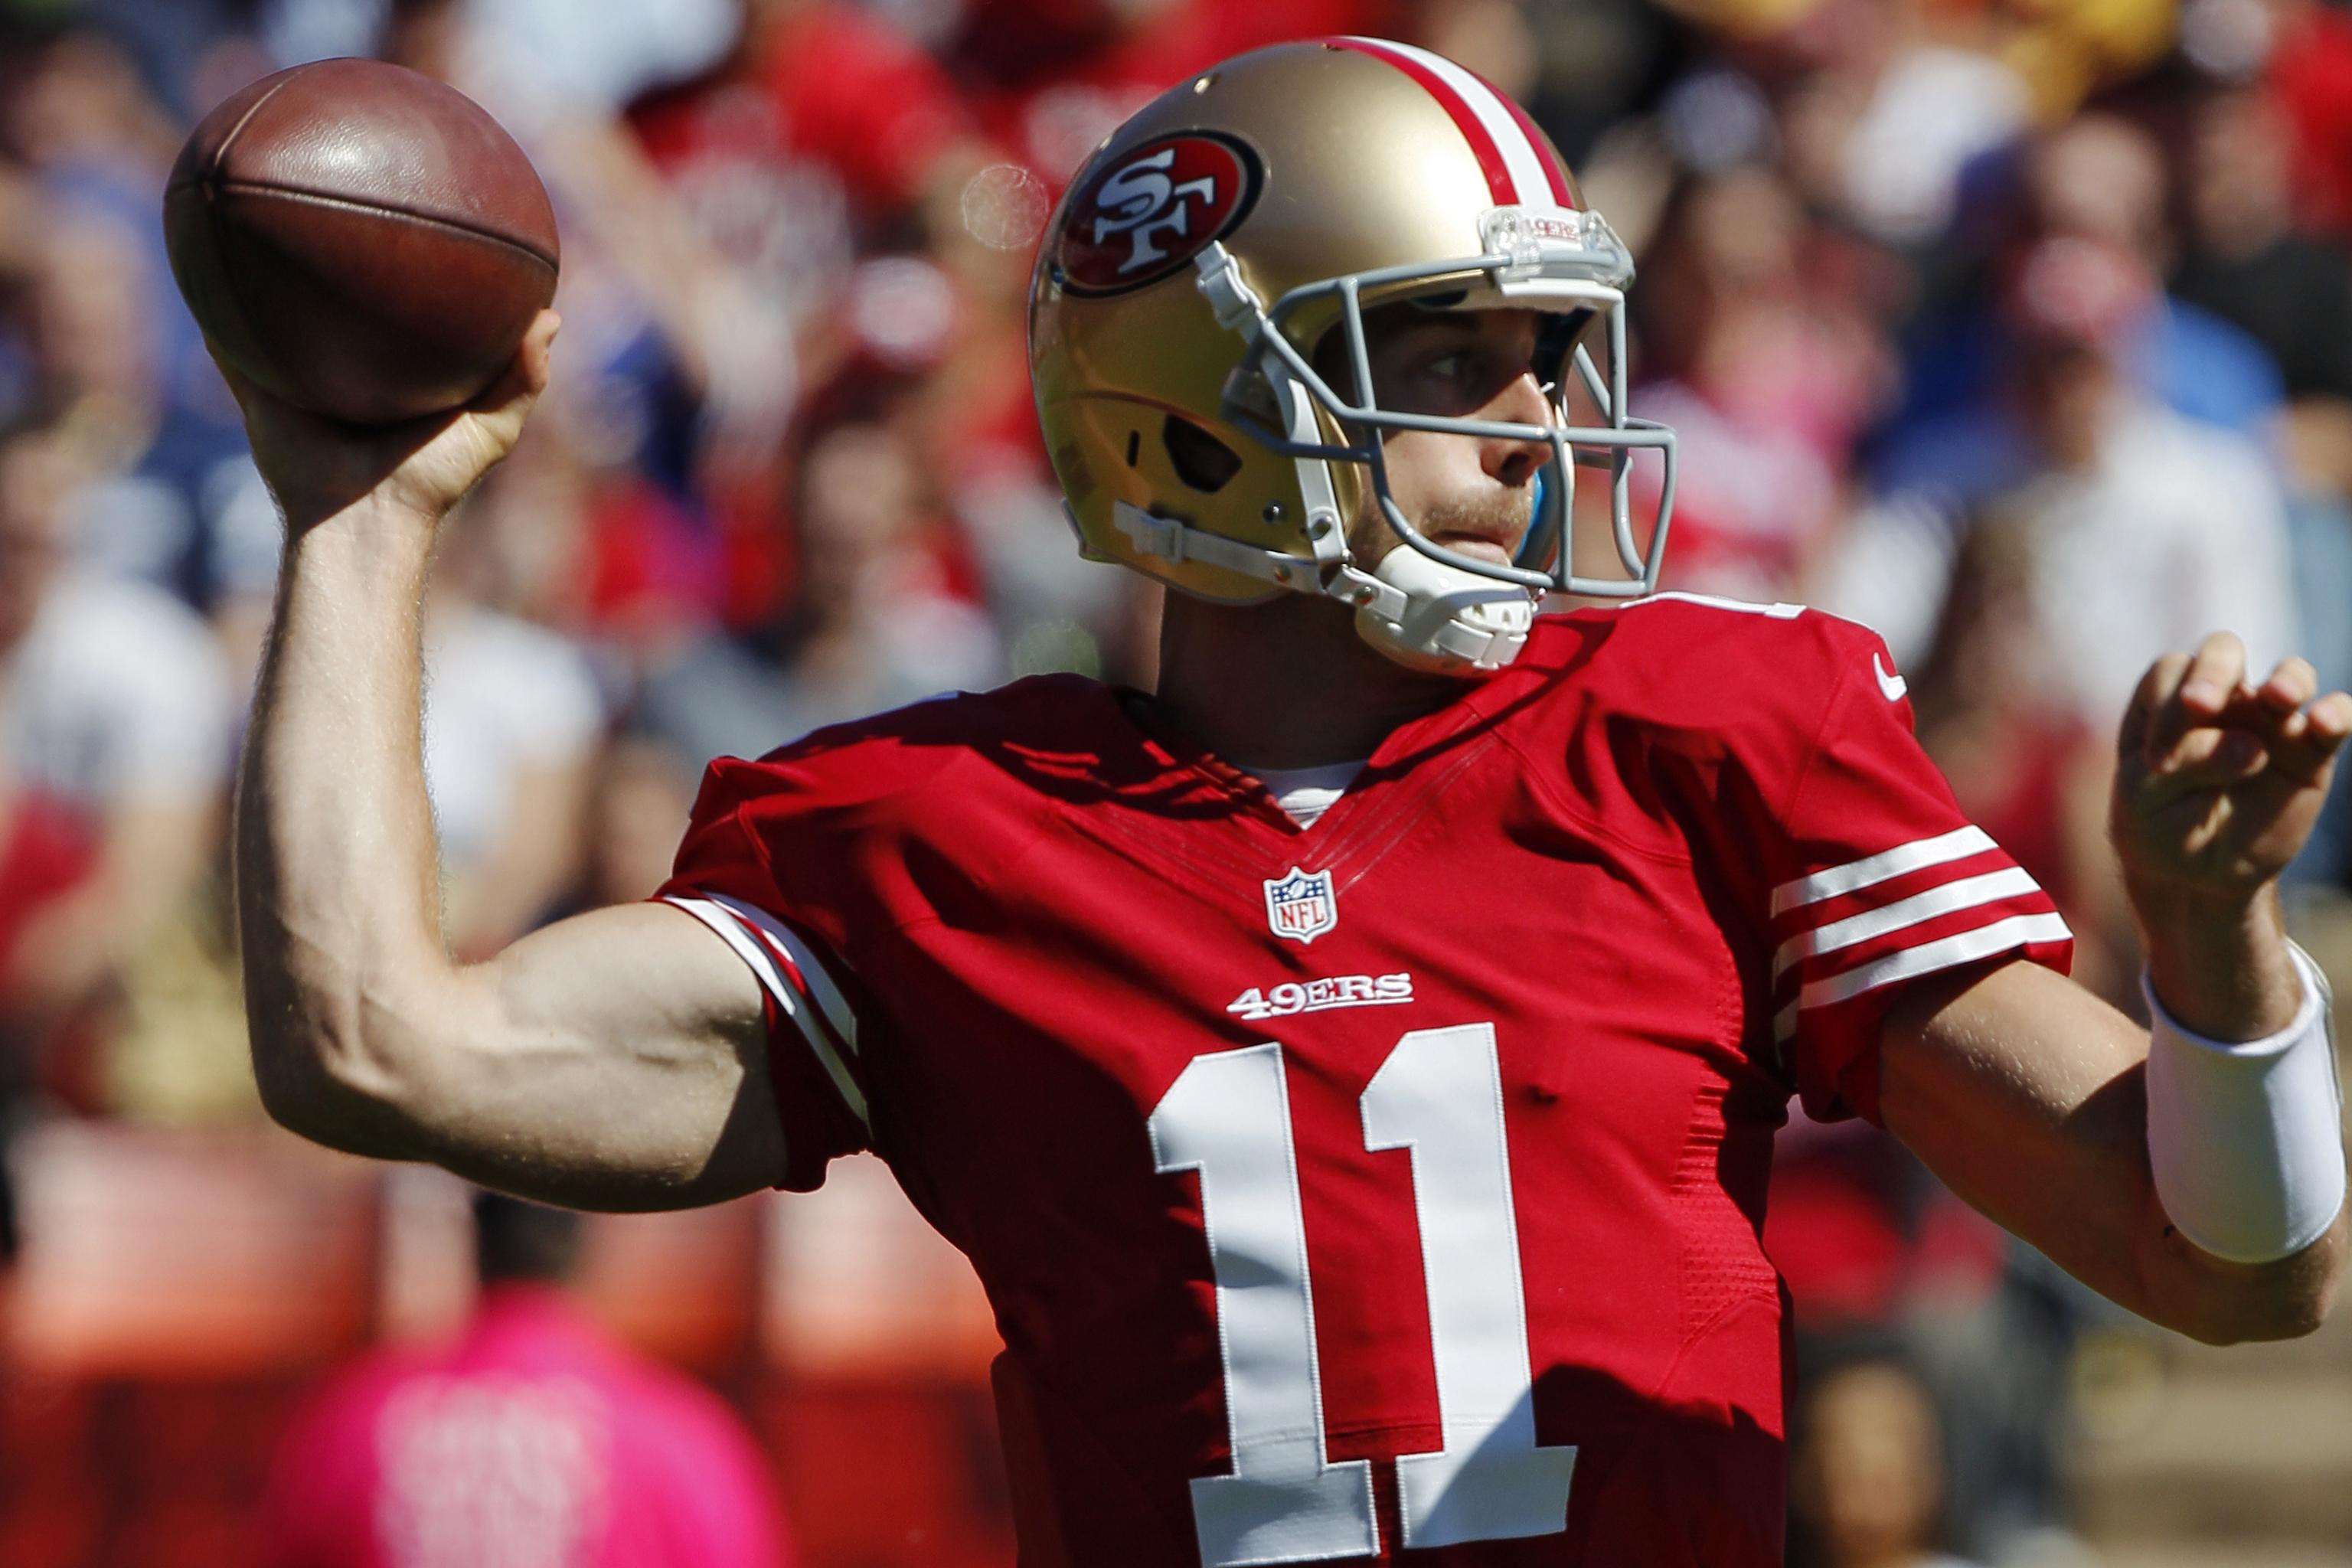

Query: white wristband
2144,944,2347,1264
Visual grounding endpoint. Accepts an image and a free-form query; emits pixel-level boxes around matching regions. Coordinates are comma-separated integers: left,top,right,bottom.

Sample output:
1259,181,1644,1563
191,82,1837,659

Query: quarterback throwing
227,39,2345,1568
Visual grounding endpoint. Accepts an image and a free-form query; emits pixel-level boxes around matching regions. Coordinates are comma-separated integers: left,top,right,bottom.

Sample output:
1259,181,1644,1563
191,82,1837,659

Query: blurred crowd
3,0,2352,1564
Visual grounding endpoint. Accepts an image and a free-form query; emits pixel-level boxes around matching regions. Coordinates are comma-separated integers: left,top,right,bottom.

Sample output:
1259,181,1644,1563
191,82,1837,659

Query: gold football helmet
1028,36,1677,675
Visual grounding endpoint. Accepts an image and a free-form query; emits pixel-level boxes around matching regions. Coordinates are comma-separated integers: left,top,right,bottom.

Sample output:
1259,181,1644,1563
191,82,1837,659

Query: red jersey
656,597,2070,1567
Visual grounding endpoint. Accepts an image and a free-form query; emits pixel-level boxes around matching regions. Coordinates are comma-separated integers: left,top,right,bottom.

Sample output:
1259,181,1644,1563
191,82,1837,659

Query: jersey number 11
1148,1022,1576,1566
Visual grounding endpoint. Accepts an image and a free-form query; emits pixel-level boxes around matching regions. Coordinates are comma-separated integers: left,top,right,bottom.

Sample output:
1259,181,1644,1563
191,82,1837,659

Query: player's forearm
237,498,451,1157
2150,1204,2347,1345
1888,960,2345,1345
2133,881,2303,1040
2135,893,2346,1338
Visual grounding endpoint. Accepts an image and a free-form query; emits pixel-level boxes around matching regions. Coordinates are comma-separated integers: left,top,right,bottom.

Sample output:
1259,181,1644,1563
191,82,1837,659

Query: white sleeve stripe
1772,866,2044,978
703,890,861,1060
1770,826,1997,916
1779,911,2074,1031
662,896,871,1132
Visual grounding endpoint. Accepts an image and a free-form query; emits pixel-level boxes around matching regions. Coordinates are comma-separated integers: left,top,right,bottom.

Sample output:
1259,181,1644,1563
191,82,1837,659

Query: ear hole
1162,414,1242,493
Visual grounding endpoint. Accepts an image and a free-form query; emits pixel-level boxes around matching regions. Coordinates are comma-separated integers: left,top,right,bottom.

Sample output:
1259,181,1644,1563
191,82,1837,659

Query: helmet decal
1053,132,1263,297
1323,38,1574,209
1027,38,1676,664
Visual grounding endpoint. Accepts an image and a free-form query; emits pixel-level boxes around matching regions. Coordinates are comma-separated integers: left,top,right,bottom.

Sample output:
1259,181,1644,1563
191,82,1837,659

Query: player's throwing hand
2112,632,2352,903
211,307,560,536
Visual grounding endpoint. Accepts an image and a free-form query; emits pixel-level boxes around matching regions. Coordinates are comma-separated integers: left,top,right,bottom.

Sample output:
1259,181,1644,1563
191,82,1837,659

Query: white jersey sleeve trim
1773,866,2043,978
1773,911,2074,1040
1770,825,1997,916
663,893,870,1132
702,890,861,1059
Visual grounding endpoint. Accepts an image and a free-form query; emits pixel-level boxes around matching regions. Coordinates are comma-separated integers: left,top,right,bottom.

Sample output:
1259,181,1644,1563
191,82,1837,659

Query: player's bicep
1879,959,2169,1317
403,901,789,1211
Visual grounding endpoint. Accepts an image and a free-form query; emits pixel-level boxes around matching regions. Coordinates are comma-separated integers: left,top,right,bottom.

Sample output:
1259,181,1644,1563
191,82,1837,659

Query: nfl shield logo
1263,867,1338,946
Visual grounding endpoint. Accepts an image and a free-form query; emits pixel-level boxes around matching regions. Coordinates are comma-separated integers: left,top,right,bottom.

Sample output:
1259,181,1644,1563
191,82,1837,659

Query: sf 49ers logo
1054,132,1262,296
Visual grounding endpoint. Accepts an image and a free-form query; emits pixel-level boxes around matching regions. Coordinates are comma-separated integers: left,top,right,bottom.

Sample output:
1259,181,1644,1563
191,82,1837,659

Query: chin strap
1102,500,1528,673
1377,604,1530,669
1106,498,1404,612
1356,543,1534,671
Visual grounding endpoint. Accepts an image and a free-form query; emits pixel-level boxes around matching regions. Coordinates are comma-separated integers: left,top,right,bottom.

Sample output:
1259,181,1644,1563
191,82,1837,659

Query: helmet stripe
1490,77,1576,207
1327,37,1518,205
1328,38,1562,210
1389,44,1559,209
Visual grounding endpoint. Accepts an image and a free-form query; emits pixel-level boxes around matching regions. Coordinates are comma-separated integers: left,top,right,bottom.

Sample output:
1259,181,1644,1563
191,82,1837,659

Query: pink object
256,1285,788,1568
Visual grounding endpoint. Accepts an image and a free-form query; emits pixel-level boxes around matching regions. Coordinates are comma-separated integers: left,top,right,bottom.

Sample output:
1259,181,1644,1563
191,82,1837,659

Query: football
162,57,559,426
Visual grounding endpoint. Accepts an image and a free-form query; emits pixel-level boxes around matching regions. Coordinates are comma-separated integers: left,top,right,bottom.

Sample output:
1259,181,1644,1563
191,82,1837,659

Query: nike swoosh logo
1873,653,1908,701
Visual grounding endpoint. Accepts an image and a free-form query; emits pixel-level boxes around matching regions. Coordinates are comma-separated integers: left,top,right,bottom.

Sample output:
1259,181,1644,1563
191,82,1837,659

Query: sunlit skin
1334,307,1550,569
1154,305,1555,772
216,303,2345,1349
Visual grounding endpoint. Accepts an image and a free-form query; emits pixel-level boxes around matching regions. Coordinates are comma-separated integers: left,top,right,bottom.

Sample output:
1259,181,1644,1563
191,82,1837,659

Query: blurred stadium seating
5,0,2352,1563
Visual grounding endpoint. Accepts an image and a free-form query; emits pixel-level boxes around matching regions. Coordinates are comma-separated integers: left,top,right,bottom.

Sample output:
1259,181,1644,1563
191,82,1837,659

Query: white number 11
1148,1023,1576,1567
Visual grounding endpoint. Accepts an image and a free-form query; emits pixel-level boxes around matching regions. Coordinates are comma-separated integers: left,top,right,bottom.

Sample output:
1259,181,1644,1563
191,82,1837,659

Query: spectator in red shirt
256,1194,789,1568
2269,0,2352,232
629,0,985,302
0,423,229,1050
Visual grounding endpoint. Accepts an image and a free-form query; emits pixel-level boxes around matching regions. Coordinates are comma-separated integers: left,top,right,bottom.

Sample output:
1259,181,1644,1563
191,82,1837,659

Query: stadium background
3,0,2352,1563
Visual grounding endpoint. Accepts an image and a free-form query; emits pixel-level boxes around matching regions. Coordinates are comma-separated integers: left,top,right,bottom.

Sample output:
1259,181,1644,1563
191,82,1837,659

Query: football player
223,40,2346,1568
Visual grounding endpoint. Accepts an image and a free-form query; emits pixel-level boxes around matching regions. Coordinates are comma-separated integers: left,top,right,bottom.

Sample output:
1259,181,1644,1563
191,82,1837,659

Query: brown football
164,57,559,426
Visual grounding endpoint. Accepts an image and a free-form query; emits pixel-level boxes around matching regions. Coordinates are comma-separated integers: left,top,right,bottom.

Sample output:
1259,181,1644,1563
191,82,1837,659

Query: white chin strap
1106,500,1536,676
1353,544,1534,674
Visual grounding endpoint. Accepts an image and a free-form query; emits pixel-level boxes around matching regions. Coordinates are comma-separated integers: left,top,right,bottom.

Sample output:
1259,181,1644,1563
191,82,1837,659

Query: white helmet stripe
1334,38,1558,211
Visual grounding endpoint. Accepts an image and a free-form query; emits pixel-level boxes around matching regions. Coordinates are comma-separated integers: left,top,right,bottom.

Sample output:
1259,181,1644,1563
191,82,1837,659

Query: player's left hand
2112,632,2352,909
